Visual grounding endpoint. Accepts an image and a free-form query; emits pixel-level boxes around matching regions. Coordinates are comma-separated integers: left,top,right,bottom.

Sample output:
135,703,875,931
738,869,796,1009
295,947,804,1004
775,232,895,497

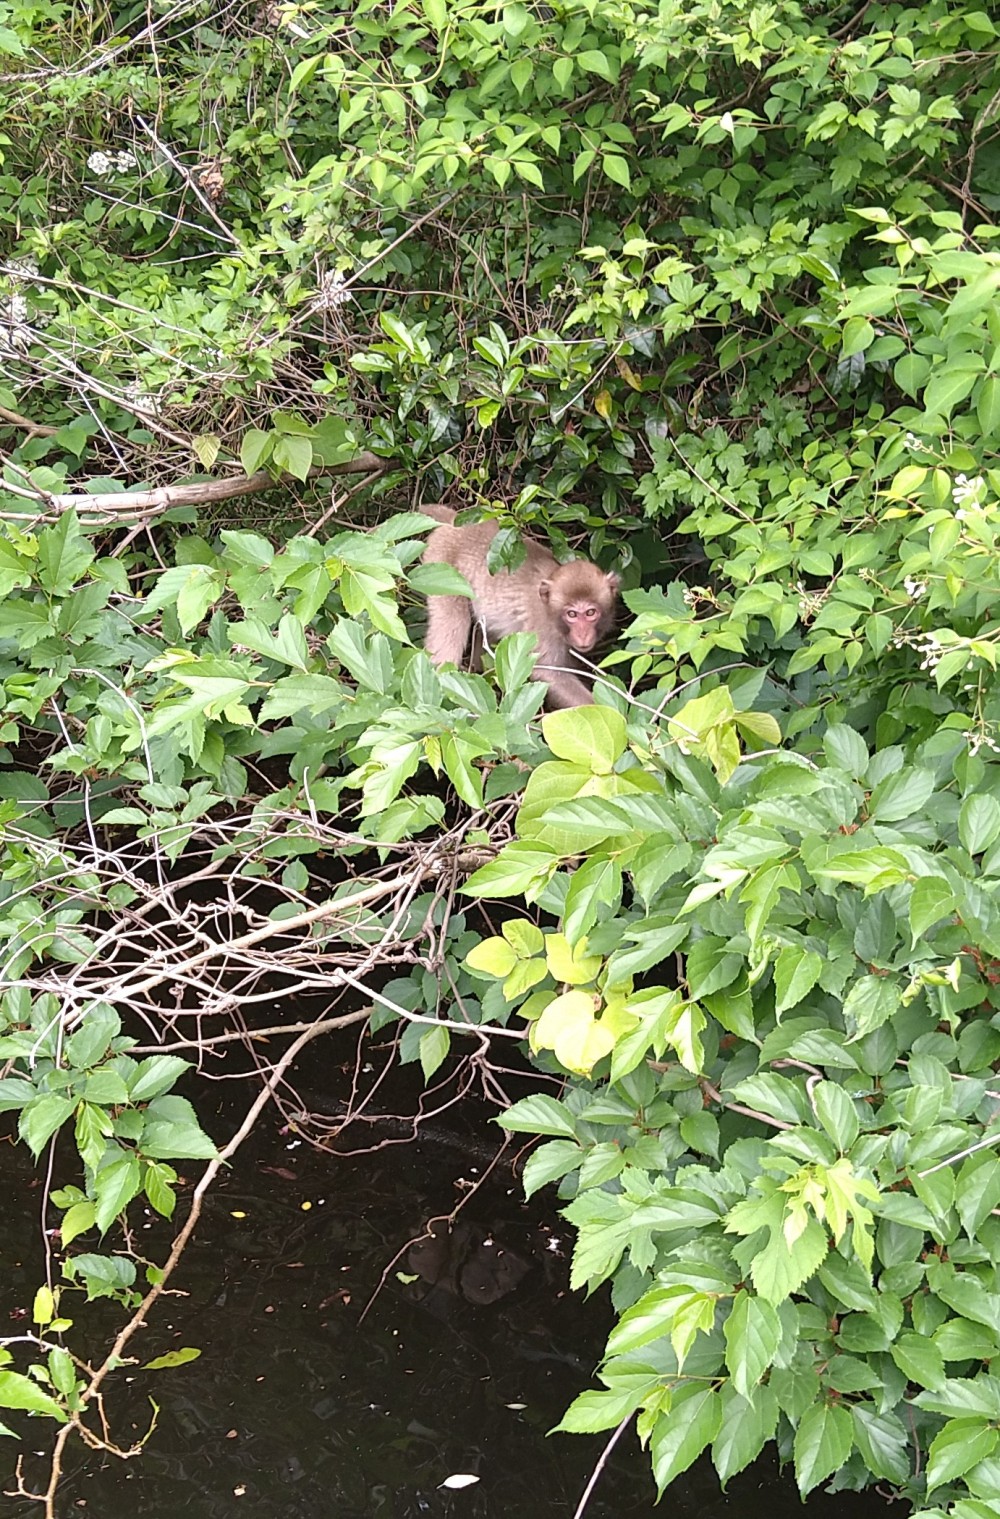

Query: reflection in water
3,1079,892,1519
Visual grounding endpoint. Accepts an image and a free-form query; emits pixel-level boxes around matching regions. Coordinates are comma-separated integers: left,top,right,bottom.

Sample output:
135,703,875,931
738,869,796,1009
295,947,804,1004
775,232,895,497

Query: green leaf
240,428,272,474
923,365,981,420
793,1402,854,1495
650,1385,722,1492
602,154,631,190
910,877,957,941
421,0,447,30
0,1077,40,1113
463,841,557,899
75,1101,113,1171
914,1376,1000,1420
144,1347,202,1371
813,1081,860,1152
94,1154,142,1233
851,1404,911,1484
522,1139,583,1198
141,1099,217,1160
19,1095,76,1157
926,1419,999,1492
145,1160,178,1219
977,374,1000,437
890,1330,946,1390
564,856,622,944
723,1290,781,1399
0,1370,67,1422
498,1094,577,1138
273,433,313,482
419,1023,449,1080
841,317,874,358
843,975,901,1038
36,511,95,594
65,1003,121,1069
773,946,823,1015
932,1267,1000,1329
129,1055,191,1104
258,673,346,722
712,1383,779,1485
174,564,225,635
48,1347,76,1399
541,706,627,773
959,794,1000,855
577,48,615,81
554,1385,645,1433
440,730,486,809
868,767,935,822
956,1151,1000,1237
59,1200,96,1245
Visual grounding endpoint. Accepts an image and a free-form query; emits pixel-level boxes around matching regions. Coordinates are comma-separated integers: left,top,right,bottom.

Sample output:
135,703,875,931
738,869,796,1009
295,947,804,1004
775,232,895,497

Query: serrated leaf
959,794,1000,855
890,1330,946,1390
868,767,935,822
712,1383,779,1485
498,1094,577,1138
522,1140,583,1198
94,1155,142,1233
0,1370,67,1422
910,877,956,941
650,1386,722,1491
851,1404,911,1484
813,1082,859,1152
843,975,900,1038
723,1290,781,1399
793,1401,854,1495
129,1056,190,1104
926,1419,998,1492
59,1200,96,1245
956,1152,1000,1237
542,706,627,773
774,946,823,1015
19,1095,76,1157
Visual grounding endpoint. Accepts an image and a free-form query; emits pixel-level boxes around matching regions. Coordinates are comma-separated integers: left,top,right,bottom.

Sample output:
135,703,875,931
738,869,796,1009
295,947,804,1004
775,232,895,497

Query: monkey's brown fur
421,506,619,708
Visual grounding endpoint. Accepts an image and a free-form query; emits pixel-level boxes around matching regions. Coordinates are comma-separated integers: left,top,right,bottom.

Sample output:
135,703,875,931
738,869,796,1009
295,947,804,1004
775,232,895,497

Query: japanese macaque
421,505,619,708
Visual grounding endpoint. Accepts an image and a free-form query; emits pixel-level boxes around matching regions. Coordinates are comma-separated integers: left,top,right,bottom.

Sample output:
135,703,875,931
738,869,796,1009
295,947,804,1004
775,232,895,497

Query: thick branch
1,453,386,522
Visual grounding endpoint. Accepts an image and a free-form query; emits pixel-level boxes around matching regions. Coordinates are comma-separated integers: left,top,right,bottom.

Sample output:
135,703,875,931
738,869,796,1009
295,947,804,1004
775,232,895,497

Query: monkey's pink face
562,601,604,652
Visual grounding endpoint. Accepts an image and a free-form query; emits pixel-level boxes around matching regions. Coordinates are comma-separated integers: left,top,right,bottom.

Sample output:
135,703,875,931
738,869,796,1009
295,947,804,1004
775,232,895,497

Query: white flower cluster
903,575,927,600
965,728,1000,758
911,630,948,672
952,472,984,507
316,269,352,310
905,431,930,452
87,149,138,178
0,290,32,353
125,379,159,416
795,579,828,619
1,255,39,283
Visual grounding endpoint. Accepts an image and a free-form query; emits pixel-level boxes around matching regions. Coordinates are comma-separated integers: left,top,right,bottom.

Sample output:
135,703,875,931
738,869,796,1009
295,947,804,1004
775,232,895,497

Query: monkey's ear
605,571,621,593
538,578,552,602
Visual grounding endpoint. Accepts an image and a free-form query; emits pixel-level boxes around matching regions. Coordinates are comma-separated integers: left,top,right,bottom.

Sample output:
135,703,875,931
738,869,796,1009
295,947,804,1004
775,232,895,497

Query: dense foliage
1,0,1000,1513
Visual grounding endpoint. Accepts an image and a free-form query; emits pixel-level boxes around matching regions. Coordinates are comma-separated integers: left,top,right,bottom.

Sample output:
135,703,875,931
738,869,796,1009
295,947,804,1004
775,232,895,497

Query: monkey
420,505,619,709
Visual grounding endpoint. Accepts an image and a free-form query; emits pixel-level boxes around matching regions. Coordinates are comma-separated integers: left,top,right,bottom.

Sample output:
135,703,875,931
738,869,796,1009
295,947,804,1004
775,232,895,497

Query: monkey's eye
565,608,577,619
584,607,598,619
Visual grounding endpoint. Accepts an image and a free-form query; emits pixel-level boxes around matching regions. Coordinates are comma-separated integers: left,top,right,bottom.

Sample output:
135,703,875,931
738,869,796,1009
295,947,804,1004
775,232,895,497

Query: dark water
3,1069,893,1519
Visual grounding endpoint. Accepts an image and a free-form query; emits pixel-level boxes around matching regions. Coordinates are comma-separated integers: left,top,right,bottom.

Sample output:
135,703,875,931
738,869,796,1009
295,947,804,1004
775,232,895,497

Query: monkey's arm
540,674,594,708
532,655,594,708
425,595,473,666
